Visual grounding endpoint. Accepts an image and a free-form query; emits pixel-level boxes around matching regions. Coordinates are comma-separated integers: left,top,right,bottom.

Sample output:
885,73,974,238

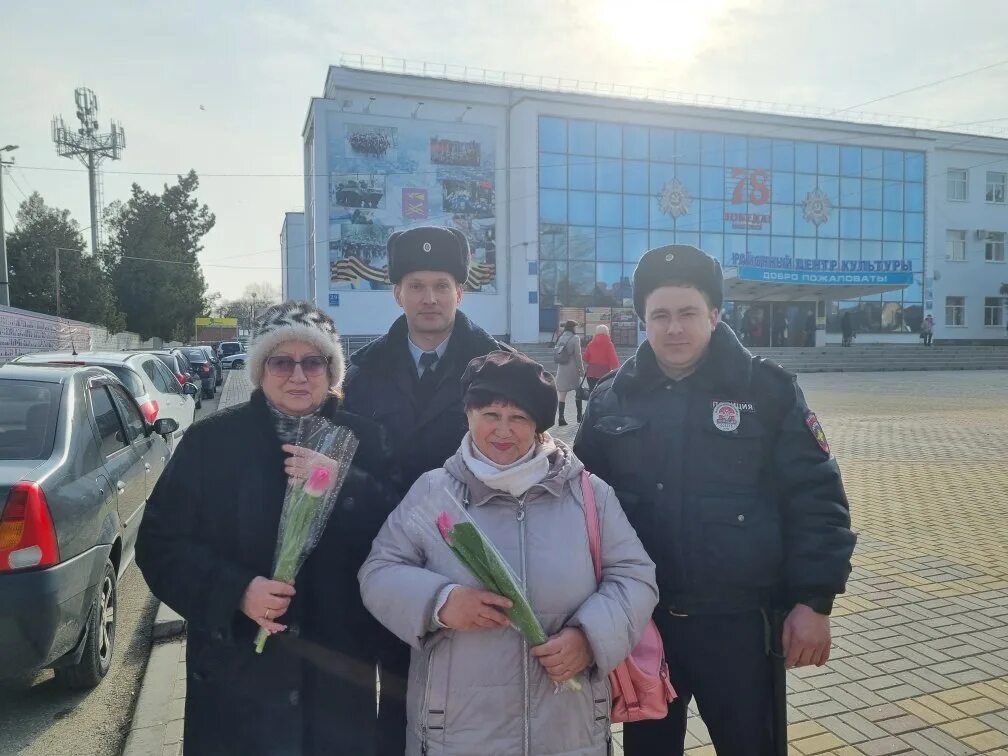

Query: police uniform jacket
342,310,510,492
573,322,856,615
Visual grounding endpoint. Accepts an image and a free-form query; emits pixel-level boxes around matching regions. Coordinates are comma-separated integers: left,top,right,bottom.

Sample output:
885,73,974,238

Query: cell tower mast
52,87,126,255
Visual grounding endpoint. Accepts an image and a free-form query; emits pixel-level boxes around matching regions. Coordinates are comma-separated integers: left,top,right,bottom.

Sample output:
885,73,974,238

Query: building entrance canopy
723,255,913,302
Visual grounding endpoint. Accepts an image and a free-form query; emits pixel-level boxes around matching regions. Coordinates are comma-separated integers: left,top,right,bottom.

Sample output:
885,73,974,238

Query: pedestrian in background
772,308,788,347
921,314,934,346
575,246,856,756
136,301,399,756
739,308,753,346
553,320,585,425
805,311,817,347
583,323,620,391
341,225,510,756
360,351,658,756
841,311,854,347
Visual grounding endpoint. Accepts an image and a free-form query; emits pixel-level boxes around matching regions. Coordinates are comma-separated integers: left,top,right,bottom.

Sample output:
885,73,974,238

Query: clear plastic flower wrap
254,416,359,653
411,490,582,692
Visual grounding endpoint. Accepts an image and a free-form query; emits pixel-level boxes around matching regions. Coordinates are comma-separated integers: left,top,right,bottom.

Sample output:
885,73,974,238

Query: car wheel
56,559,117,688
233,360,245,370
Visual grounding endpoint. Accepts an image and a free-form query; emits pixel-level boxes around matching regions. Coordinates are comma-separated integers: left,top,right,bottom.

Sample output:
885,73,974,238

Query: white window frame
986,171,1007,204
945,296,966,327
945,229,967,261
985,231,1005,262
984,297,1004,327
947,168,968,201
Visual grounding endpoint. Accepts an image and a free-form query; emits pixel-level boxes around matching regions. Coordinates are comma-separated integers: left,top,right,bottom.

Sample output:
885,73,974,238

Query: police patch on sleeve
804,411,830,455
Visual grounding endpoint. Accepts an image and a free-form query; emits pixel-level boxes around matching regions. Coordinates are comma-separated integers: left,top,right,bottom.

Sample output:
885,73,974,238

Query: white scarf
460,432,556,497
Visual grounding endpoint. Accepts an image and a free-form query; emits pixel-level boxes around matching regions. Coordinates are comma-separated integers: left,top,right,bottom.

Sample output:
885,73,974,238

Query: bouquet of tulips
436,504,582,691
254,417,359,653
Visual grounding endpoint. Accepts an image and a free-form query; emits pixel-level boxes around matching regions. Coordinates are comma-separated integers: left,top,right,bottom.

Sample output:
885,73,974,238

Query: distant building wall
0,305,179,362
281,212,308,301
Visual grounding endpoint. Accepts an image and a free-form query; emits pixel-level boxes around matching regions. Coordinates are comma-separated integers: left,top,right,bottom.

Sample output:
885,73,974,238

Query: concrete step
511,343,1008,374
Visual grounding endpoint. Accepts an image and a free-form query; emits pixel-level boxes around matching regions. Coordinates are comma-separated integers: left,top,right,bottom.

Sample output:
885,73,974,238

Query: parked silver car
220,352,247,370
0,363,177,686
13,351,197,452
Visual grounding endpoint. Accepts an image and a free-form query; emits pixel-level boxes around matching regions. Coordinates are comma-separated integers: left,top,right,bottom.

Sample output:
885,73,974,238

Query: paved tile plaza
554,370,1008,755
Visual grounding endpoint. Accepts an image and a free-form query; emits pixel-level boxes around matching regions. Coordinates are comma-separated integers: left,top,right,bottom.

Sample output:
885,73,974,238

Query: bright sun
594,0,732,64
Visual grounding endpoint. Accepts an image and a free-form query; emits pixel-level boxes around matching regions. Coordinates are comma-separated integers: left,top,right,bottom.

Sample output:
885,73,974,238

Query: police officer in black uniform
342,225,510,756
573,245,856,756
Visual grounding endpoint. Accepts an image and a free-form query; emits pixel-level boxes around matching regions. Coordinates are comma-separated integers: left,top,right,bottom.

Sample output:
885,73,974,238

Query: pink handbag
579,471,676,723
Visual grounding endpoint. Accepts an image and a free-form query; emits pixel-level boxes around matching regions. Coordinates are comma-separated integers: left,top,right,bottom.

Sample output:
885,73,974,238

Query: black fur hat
633,245,723,319
386,226,471,285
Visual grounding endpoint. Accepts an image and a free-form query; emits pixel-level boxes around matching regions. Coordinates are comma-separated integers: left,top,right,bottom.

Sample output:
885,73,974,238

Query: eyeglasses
265,355,329,378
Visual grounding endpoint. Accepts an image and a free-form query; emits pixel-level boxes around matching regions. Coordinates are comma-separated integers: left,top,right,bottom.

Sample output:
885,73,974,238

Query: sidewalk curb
121,633,186,756
152,602,185,641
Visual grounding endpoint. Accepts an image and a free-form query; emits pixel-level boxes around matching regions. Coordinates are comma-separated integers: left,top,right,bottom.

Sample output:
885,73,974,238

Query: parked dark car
177,347,216,399
151,351,202,410
197,345,223,386
0,363,177,686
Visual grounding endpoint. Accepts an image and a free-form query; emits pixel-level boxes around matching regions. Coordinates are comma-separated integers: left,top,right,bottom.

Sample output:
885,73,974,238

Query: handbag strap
613,662,641,710
581,472,646,713
580,471,602,583
581,473,642,711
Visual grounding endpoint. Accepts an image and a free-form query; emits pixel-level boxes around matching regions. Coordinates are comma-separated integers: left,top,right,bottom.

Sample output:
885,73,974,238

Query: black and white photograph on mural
344,124,398,158
330,174,387,209
330,222,390,262
328,222,395,291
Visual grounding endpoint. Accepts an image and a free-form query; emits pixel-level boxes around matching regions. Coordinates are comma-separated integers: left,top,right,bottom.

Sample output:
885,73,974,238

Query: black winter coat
342,310,509,492
574,323,856,614
135,389,400,756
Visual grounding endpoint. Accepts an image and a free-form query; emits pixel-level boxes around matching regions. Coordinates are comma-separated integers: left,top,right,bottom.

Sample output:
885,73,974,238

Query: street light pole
0,144,19,307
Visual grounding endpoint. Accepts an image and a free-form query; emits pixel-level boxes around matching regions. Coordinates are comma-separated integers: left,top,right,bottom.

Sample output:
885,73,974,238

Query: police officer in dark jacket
342,225,510,756
573,245,856,756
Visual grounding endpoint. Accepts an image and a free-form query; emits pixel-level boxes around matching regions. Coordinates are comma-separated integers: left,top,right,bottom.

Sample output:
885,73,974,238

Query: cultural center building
284,57,1008,346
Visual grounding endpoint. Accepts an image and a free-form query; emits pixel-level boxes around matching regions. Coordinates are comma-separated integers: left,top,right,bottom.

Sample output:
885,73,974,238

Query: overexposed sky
2,0,1007,299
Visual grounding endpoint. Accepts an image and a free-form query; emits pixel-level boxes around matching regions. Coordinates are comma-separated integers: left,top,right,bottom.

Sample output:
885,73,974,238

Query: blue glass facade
538,116,925,333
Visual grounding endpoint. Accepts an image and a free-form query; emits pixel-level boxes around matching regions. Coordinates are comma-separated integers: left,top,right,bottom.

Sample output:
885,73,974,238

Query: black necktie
417,352,439,397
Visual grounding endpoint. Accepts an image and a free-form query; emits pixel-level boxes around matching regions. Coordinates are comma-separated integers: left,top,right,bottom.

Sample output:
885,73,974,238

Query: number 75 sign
728,168,772,205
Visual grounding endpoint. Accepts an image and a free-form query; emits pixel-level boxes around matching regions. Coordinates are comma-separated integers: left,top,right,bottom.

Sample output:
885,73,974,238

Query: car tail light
0,482,59,572
139,399,159,424
176,372,188,384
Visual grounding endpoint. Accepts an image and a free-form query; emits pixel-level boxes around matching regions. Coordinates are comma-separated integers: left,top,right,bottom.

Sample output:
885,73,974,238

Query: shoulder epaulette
755,356,796,383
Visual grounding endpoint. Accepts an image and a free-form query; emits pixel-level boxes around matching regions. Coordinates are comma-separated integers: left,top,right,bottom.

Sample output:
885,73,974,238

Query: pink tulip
303,466,332,497
436,512,454,544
